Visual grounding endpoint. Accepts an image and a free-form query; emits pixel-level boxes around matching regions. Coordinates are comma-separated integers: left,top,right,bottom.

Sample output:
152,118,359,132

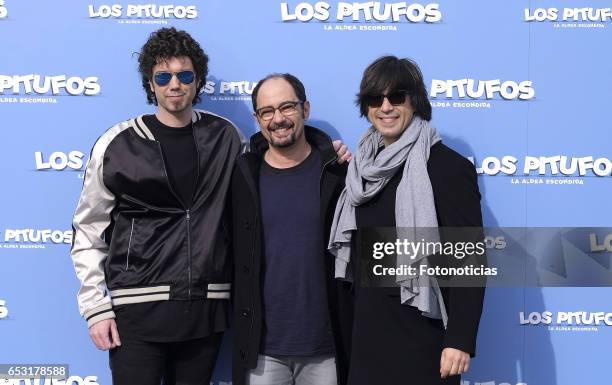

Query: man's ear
253,112,262,127
302,100,310,120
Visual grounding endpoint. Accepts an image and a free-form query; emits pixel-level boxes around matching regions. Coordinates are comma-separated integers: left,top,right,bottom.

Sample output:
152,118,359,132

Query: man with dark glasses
230,73,353,385
70,27,244,385
328,56,485,385
362,90,413,108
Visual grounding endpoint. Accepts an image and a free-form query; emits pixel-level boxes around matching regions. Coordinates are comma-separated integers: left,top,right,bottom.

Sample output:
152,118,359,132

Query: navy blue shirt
259,148,333,355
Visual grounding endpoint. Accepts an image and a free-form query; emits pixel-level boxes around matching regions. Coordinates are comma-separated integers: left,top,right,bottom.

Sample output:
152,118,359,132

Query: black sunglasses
365,90,410,107
153,70,195,86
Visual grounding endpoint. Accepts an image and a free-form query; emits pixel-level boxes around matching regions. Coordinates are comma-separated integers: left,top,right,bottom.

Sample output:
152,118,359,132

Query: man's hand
332,139,352,164
89,318,122,351
440,347,470,378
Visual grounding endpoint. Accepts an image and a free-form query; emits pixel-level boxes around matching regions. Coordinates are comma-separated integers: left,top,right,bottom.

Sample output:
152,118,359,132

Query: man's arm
70,128,122,350
428,150,485,378
439,160,485,357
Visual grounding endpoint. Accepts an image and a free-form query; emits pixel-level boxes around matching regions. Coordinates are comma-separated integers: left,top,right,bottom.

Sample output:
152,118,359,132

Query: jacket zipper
186,209,192,298
186,123,199,300
156,141,193,299
126,218,135,270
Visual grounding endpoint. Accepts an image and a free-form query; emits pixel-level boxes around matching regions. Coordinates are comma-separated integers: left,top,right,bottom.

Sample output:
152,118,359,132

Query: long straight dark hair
357,56,432,121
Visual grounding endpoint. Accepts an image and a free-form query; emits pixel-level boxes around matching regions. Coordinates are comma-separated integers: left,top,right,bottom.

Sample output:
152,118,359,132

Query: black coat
428,143,485,356
230,126,352,385
346,142,485,385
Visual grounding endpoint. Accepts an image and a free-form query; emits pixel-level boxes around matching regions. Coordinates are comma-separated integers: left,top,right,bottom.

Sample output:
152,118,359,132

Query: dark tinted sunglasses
365,90,410,107
153,70,195,86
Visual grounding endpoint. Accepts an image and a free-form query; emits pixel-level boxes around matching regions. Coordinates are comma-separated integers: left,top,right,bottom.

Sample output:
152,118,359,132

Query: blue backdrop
1,1,610,384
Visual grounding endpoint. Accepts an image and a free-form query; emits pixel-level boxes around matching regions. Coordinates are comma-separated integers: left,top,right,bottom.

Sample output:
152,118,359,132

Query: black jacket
71,110,242,327
230,126,352,385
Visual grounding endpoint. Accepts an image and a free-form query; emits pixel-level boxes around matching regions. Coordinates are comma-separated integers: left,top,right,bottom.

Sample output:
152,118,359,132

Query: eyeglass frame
255,100,305,121
153,70,196,87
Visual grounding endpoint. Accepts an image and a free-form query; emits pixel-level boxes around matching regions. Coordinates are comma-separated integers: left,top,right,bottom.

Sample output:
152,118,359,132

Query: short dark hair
251,73,307,111
138,27,208,105
357,56,432,121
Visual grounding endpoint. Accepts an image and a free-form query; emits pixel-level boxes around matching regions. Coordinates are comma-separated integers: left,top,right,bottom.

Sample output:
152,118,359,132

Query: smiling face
149,56,197,120
254,77,310,148
367,90,415,146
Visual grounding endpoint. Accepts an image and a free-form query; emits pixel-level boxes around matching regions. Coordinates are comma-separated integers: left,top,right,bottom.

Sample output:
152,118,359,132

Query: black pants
109,333,223,385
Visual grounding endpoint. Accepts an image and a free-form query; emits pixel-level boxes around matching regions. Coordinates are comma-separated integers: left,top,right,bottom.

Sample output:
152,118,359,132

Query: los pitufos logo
0,75,100,96
468,156,611,177
430,79,535,100
520,311,612,326
280,2,442,23
88,4,197,19
3,229,73,245
524,7,612,22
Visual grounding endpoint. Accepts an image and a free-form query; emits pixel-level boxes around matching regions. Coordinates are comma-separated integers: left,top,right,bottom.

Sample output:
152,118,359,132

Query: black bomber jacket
70,109,243,327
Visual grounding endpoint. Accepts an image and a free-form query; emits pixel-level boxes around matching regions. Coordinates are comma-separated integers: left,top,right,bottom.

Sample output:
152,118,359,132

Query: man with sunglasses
70,27,244,385
328,56,485,385
230,73,353,385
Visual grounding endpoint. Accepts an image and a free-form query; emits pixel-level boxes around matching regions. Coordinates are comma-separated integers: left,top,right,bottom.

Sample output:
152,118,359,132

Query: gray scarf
328,115,448,327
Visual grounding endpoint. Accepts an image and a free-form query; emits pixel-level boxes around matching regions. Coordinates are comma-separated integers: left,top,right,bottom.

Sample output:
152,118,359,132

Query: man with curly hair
70,27,244,385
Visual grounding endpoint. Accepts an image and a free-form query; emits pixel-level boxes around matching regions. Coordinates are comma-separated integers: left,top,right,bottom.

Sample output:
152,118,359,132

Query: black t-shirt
114,114,229,342
142,114,197,207
258,148,333,355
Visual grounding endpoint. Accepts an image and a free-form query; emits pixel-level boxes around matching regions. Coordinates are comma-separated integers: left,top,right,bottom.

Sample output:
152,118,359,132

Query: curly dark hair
138,27,208,105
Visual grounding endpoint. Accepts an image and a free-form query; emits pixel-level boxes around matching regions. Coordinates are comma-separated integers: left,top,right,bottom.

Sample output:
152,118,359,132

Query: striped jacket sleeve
70,123,125,327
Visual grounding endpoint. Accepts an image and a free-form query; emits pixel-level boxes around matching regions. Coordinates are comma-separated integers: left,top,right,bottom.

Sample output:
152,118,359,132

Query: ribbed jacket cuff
84,302,116,328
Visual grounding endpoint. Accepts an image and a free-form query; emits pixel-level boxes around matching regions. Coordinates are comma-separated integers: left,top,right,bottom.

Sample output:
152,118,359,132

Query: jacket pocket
125,218,135,270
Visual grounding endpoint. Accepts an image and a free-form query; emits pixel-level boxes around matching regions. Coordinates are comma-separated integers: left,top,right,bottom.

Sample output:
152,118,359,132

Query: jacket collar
249,125,338,164
130,110,204,141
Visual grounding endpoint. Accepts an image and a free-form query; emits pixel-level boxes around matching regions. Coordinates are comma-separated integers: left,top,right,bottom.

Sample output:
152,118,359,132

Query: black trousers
109,333,223,385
